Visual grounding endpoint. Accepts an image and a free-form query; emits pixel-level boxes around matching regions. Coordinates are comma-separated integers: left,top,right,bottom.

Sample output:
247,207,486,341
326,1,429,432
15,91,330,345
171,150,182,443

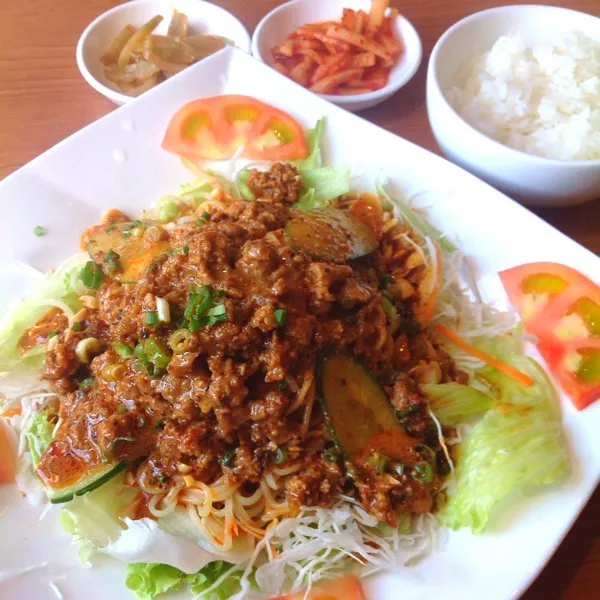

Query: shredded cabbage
376,182,458,254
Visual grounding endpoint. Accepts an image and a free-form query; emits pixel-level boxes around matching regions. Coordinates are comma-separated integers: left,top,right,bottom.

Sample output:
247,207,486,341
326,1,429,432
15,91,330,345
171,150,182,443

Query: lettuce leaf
126,561,241,600
0,254,86,370
290,117,326,171
376,182,457,253
126,563,188,600
25,407,55,467
296,165,351,211
421,383,494,426
438,347,569,533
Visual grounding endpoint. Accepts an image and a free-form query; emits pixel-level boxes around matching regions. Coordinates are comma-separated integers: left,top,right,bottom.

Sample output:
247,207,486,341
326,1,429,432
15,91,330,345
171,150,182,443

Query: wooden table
0,0,598,598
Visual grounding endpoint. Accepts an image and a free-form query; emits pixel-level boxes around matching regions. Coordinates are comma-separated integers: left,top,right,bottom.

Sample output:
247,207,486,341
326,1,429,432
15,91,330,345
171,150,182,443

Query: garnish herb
80,261,104,289
34,225,46,237
113,341,134,357
273,446,288,465
79,377,96,390
72,321,83,332
145,311,159,326
411,461,434,483
274,309,288,326
220,450,236,467
366,451,389,473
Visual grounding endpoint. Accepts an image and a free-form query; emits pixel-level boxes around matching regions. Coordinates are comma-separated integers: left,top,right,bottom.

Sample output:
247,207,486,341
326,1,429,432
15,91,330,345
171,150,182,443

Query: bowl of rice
426,5,600,207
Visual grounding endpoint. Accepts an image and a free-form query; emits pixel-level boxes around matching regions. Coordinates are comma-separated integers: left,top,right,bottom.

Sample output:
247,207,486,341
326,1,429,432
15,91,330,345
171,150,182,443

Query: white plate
0,47,599,600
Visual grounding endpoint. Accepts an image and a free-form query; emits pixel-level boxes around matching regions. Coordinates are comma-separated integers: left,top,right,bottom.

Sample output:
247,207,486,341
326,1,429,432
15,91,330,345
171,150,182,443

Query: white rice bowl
447,31,600,161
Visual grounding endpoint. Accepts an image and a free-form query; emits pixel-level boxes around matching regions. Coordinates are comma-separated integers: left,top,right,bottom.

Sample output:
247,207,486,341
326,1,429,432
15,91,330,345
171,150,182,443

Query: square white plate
0,47,599,600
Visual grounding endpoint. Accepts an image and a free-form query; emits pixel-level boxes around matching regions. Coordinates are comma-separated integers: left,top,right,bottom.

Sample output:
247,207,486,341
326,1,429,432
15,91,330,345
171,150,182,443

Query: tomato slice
271,575,366,600
162,95,308,162
500,262,600,410
0,421,16,483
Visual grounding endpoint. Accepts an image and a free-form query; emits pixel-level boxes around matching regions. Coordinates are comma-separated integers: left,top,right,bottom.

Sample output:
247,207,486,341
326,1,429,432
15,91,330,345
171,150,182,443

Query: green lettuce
25,407,55,466
439,345,569,533
376,182,457,253
292,119,350,211
290,117,326,171
60,475,137,562
0,255,86,370
126,561,242,600
296,165,351,211
421,383,494,426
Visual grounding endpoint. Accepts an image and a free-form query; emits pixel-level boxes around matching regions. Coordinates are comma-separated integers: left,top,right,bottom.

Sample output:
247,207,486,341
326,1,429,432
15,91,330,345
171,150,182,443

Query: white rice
447,31,600,161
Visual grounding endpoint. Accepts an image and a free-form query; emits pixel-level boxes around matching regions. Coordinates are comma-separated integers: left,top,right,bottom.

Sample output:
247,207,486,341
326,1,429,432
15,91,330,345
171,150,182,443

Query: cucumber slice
284,208,377,261
36,442,126,504
86,221,170,283
317,352,418,467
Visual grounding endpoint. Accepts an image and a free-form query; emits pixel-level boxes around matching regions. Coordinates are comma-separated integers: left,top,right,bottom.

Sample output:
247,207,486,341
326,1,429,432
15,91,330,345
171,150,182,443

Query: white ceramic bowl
76,0,251,105
427,5,600,208
252,0,422,112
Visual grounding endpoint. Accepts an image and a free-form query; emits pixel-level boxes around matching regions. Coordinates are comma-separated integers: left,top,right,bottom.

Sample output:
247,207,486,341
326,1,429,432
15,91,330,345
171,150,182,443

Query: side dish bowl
252,0,422,112
76,0,251,105
426,4,600,208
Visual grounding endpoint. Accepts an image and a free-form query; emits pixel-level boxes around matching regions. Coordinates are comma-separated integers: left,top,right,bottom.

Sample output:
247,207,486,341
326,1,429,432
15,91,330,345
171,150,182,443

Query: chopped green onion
220,450,236,467
145,311,159,326
116,404,127,414
159,201,180,224
80,261,104,289
113,341,134,358
104,225,117,233
273,446,288,465
174,244,189,255
323,446,340,463
379,273,394,288
106,435,136,454
132,360,147,374
156,297,171,323
188,318,202,333
195,218,206,226
201,212,211,220
391,462,405,476
416,444,436,462
206,303,227,317
277,378,289,390
381,295,397,320
395,404,421,420
143,337,172,370
366,451,389,473
169,328,193,354
47,330,57,339
104,250,121,275
274,309,288,326
34,225,46,237
411,461,434,483
184,285,212,322
79,377,95,390
71,321,83,332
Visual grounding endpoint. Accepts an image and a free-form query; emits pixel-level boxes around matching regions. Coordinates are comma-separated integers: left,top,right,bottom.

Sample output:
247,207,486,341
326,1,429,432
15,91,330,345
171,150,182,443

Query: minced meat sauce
27,163,463,525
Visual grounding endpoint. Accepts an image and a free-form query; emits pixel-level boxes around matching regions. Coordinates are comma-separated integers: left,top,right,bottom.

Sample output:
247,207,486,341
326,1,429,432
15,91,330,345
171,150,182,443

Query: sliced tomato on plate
500,262,600,410
271,574,366,600
0,420,16,483
162,95,308,162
